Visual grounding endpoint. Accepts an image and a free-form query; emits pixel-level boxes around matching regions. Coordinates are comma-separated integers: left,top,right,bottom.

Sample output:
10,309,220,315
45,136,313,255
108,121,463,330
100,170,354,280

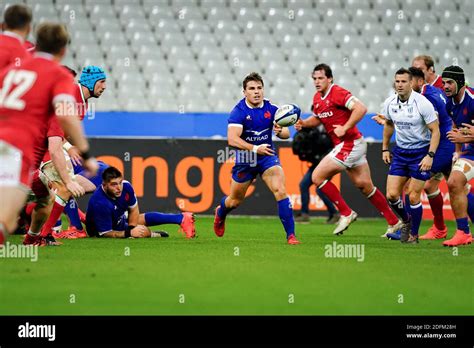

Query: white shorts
328,137,367,169
452,158,474,181
0,139,30,191
39,152,75,185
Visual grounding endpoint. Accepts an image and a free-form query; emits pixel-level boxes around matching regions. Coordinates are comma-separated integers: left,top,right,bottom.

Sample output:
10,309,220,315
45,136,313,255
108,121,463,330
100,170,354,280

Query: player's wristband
382,149,390,153
427,151,435,158
124,225,135,238
63,142,73,151
81,150,92,161
252,145,259,153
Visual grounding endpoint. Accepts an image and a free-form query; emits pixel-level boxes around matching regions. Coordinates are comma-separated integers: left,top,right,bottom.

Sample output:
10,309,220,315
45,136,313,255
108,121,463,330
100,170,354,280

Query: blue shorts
431,140,455,176
389,146,431,181
74,160,109,188
231,155,281,183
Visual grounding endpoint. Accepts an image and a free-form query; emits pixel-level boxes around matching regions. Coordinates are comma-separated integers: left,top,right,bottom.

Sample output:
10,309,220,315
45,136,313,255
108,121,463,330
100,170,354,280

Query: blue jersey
228,98,278,164
85,180,137,236
447,87,474,159
421,84,451,140
73,160,110,188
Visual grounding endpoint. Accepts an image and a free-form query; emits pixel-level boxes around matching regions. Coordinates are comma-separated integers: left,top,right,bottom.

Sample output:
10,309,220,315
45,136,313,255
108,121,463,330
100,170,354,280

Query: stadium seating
4,0,472,112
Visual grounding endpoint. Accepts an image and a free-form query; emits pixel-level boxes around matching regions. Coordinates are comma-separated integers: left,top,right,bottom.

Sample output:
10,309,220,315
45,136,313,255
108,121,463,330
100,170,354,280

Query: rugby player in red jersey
0,22,96,245
295,63,401,236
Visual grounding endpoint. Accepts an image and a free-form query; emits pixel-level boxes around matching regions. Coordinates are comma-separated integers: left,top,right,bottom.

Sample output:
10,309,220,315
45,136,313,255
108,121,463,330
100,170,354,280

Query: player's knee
386,190,399,202
408,191,421,205
354,180,371,194
447,176,464,194
227,197,242,209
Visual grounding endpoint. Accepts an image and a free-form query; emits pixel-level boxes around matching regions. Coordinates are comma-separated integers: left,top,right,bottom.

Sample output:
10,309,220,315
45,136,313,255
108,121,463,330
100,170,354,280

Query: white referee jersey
381,90,437,149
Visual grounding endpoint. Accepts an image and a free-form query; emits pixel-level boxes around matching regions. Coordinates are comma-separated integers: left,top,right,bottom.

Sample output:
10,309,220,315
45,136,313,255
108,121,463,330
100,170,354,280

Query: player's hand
460,123,474,137
253,144,275,156
83,157,99,176
419,155,433,172
447,128,469,143
333,124,346,138
371,114,387,126
66,181,85,197
131,225,150,238
382,151,391,164
294,119,304,131
273,123,283,136
67,146,82,166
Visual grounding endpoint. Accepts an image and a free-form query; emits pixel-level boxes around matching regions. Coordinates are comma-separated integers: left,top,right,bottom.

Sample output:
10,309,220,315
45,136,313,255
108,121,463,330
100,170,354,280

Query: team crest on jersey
326,100,330,106
464,107,468,115
246,115,252,120
407,106,413,113
125,193,129,201
264,111,271,119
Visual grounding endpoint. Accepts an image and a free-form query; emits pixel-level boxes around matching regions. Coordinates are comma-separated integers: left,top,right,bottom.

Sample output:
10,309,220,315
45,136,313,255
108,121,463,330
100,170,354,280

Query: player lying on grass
86,167,196,239
213,72,300,245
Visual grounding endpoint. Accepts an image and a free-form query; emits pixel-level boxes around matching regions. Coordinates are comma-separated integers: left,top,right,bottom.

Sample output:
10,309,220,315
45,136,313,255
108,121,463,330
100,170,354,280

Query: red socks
428,190,446,230
367,187,399,225
40,196,67,237
319,180,352,216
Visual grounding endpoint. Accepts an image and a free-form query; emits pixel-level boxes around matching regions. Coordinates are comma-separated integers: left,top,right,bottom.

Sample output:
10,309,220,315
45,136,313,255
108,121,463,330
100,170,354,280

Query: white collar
77,83,86,104
2,31,24,43
245,99,264,109
34,52,54,61
320,83,334,100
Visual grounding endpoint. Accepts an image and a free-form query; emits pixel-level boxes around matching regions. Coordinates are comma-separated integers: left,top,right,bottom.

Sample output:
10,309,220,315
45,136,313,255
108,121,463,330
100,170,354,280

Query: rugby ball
274,104,301,127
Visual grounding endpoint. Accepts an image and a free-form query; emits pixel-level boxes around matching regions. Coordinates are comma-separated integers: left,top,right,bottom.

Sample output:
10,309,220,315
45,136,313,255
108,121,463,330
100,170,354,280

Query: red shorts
0,140,33,190
30,170,50,199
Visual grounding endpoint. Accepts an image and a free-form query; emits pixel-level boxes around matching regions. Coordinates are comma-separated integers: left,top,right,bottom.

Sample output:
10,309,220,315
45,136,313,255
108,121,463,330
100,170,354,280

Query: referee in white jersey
381,68,440,244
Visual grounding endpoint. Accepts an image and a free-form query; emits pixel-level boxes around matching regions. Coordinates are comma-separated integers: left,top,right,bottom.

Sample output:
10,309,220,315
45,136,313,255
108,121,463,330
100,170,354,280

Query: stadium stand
3,0,472,114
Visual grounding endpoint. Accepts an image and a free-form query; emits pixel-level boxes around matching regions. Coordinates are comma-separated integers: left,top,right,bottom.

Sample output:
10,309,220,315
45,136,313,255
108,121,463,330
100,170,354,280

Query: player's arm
382,119,394,164
128,203,139,227
334,98,367,137
62,140,82,166
228,125,275,156
48,136,85,197
295,115,321,130
273,123,290,139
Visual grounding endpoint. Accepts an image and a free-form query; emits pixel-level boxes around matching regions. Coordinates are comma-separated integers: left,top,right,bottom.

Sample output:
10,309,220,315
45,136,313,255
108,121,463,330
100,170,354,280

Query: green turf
1,216,473,315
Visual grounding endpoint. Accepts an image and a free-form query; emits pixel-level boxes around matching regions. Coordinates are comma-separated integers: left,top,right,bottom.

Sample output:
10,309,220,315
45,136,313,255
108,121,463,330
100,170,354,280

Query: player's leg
316,187,339,223
39,181,71,238
346,162,401,235
444,159,473,246
214,179,254,237
386,174,411,240
404,177,427,243
261,165,299,244
137,211,195,239
419,174,448,239
296,166,313,223
0,187,28,244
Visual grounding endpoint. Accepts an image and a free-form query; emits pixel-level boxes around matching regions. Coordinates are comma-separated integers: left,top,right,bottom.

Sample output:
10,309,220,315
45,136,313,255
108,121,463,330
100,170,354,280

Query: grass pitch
1,216,473,315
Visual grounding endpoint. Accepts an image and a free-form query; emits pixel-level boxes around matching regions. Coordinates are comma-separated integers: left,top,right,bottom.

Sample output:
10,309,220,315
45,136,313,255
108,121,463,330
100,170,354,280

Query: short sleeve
46,115,65,138
123,181,138,208
380,98,392,121
88,201,113,233
228,107,244,127
51,69,75,105
331,85,353,108
418,95,437,125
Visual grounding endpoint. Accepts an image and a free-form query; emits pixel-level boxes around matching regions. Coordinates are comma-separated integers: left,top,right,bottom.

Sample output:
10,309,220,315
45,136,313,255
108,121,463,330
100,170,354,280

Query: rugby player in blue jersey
213,72,300,245
444,66,474,246
381,68,440,244
86,167,196,239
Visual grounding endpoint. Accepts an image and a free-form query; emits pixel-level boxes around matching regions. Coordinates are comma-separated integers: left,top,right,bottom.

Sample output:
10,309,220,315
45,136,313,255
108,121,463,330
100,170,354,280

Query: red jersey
36,116,65,166
0,52,76,171
312,84,362,145
73,83,88,120
431,75,444,91
0,32,29,70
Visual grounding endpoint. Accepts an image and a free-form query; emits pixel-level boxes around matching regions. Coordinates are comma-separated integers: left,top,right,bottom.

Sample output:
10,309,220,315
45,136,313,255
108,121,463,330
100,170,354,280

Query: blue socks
144,212,183,226
64,198,83,230
389,198,410,223
456,217,470,234
278,197,295,238
409,202,423,236
217,196,234,219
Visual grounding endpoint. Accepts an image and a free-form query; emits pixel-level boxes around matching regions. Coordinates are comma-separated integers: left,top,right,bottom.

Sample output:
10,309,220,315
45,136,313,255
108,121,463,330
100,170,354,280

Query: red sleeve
331,85,353,108
51,69,75,105
47,115,65,138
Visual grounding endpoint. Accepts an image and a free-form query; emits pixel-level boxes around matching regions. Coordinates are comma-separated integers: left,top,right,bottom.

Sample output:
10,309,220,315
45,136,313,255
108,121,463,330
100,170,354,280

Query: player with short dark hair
0,4,32,69
381,68,440,244
86,167,196,239
443,65,474,246
295,63,402,236
213,72,300,245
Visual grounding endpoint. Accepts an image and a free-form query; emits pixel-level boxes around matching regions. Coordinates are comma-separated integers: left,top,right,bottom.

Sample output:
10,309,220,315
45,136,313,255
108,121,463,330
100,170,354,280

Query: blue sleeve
228,107,244,125
123,181,137,207
88,200,113,233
